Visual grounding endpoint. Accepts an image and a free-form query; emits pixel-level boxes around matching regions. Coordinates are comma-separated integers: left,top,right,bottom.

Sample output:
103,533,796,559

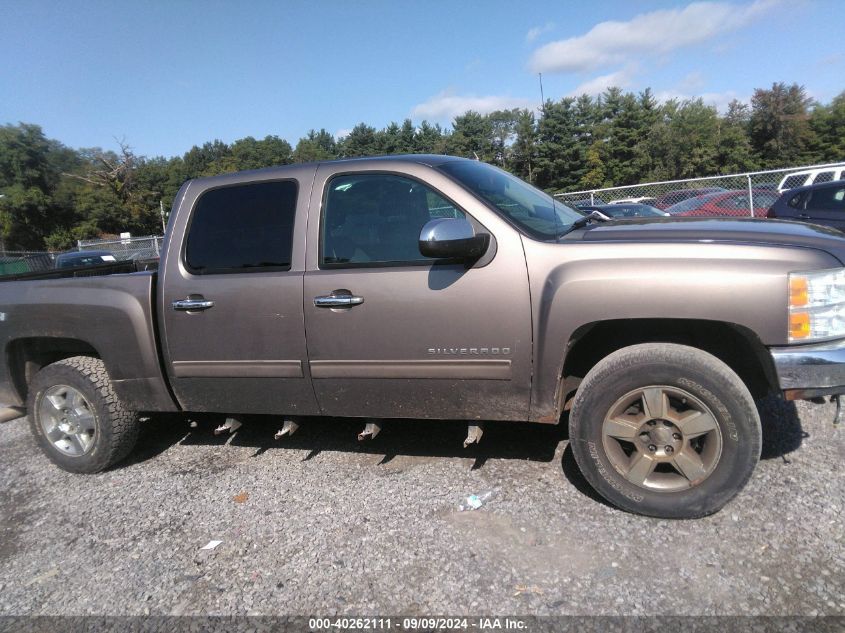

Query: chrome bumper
770,337,845,400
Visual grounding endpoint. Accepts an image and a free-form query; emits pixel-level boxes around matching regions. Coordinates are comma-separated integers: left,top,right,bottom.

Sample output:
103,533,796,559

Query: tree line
1,82,842,251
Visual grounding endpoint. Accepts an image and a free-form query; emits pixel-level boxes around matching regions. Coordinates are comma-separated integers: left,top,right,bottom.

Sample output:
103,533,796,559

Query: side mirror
419,218,489,260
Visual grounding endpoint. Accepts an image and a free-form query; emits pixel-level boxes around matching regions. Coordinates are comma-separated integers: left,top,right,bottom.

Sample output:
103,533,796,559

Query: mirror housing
419,218,489,260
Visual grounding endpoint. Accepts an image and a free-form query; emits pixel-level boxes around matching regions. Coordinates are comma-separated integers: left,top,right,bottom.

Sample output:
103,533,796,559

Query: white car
777,167,845,193
608,196,658,205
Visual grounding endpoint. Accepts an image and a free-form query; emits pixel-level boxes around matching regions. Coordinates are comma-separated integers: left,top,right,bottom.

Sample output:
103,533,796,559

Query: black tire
27,356,139,473
569,343,761,519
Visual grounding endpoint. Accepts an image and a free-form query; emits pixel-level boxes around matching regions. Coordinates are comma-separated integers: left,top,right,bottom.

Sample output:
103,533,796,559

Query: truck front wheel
569,343,761,519
27,356,140,473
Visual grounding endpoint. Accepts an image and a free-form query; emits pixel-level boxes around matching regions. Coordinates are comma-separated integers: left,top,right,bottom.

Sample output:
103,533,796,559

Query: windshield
665,192,723,214
437,161,583,239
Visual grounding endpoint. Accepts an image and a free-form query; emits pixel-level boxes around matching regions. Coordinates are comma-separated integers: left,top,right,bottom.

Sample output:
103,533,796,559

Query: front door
302,163,532,421
160,172,319,415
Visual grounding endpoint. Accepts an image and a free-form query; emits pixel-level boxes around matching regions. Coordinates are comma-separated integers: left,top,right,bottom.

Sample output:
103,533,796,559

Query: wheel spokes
676,409,718,438
641,387,668,420
75,412,96,433
672,448,708,482
604,417,641,440
626,452,657,486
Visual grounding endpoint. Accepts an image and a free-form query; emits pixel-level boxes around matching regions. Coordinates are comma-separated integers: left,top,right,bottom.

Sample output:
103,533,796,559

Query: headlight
788,268,845,342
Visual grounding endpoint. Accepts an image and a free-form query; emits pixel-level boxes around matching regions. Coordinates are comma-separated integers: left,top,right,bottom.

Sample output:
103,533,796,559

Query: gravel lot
0,396,842,618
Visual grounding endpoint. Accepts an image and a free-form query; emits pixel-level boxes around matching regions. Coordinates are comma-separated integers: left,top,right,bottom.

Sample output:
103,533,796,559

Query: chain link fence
554,161,845,217
77,235,164,261
0,251,55,275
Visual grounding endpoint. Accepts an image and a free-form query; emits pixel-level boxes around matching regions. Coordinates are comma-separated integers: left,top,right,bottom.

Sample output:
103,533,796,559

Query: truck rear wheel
27,356,140,474
569,343,761,519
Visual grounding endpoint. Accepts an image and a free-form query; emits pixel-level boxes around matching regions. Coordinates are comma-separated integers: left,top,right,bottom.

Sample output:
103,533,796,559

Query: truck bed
0,269,176,412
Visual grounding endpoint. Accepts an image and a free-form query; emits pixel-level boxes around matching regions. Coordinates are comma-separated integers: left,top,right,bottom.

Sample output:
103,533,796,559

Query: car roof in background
56,250,114,259
780,179,845,195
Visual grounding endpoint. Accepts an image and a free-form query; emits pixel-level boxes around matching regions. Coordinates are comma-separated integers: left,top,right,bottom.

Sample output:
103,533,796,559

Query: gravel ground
0,397,842,618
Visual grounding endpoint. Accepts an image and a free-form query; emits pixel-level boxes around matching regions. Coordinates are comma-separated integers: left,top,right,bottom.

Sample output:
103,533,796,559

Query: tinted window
807,186,845,211
185,180,297,274
321,174,464,266
781,174,808,190
813,171,835,184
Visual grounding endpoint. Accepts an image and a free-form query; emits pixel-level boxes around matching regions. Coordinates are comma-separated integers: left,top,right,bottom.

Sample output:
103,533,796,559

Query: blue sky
2,0,843,158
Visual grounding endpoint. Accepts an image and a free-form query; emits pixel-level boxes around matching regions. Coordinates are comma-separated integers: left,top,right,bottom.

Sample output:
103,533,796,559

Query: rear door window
806,186,845,211
185,180,298,274
813,171,836,184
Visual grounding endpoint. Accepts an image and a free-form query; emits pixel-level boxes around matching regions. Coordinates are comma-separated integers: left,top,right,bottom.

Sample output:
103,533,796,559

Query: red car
665,190,780,217
653,187,726,209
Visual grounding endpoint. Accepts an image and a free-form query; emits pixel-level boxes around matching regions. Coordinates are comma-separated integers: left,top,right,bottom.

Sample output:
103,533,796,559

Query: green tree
447,111,494,161
534,98,585,191
292,129,337,162
749,83,816,167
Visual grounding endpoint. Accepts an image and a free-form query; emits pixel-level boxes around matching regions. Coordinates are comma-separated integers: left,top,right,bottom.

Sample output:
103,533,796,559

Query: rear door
302,161,532,421
159,169,319,415
803,183,845,231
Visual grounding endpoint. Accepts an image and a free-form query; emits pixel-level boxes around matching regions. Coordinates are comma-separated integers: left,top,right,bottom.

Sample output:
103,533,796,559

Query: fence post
590,192,595,205
154,236,160,255
746,175,754,218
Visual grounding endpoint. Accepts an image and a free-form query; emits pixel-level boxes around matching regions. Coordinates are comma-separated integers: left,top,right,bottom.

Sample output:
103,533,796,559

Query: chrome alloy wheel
601,385,723,492
38,385,97,457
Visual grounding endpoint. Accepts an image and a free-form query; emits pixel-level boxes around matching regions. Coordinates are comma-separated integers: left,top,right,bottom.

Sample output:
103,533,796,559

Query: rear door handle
172,298,215,311
314,291,364,308
798,214,811,219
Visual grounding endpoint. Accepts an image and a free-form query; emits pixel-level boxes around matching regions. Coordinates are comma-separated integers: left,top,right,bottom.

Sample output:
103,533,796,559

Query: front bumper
770,337,845,400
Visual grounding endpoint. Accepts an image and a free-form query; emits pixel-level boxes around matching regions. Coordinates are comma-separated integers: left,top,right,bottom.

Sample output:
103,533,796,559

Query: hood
566,217,845,265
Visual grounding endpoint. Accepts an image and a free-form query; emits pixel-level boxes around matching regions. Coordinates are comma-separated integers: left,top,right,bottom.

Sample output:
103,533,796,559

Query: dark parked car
767,180,845,231
653,187,726,209
665,190,780,217
579,203,668,219
54,250,117,269
568,197,607,208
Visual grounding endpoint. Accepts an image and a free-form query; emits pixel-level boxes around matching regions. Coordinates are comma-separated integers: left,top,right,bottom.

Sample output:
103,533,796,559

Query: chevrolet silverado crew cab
2,155,845,519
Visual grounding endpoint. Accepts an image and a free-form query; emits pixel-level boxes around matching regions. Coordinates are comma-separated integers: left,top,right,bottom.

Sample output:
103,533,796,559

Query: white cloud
570,68,636,96
334,128,353,140
529,0,780,74
526,22,555,43
411,92,535,121
654,89,745,112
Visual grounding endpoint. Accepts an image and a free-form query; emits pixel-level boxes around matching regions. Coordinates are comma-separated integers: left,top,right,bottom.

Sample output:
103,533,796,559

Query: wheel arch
553,318,779,419
6,337,100,403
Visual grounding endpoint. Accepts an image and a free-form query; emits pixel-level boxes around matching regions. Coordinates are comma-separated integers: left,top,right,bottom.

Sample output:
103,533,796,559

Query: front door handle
172,298,215,311
798,214,811,219
314,291,364,308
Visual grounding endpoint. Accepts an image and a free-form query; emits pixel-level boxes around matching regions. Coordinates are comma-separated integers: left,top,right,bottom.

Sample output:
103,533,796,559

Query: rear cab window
781,174,808,190
184,180,298,274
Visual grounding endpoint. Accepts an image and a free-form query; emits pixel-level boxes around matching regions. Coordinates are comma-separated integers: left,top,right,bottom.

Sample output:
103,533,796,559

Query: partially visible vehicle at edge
3,155,845,520
578,203,669,218
653,187,727,209
54,250,117,269
665,189,780,217
767,180,845,231
777,166,845,193
608,196,659,206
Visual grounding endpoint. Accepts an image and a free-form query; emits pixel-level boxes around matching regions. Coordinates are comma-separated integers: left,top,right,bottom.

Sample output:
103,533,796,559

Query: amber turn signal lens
789,312,811,340
789,276,809,307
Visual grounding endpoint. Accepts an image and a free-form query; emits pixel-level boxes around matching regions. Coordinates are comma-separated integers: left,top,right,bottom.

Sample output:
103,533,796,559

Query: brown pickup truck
2,155,844,518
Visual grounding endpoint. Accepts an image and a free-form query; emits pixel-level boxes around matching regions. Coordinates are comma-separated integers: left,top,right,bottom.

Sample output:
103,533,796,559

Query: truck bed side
0,271,178,412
